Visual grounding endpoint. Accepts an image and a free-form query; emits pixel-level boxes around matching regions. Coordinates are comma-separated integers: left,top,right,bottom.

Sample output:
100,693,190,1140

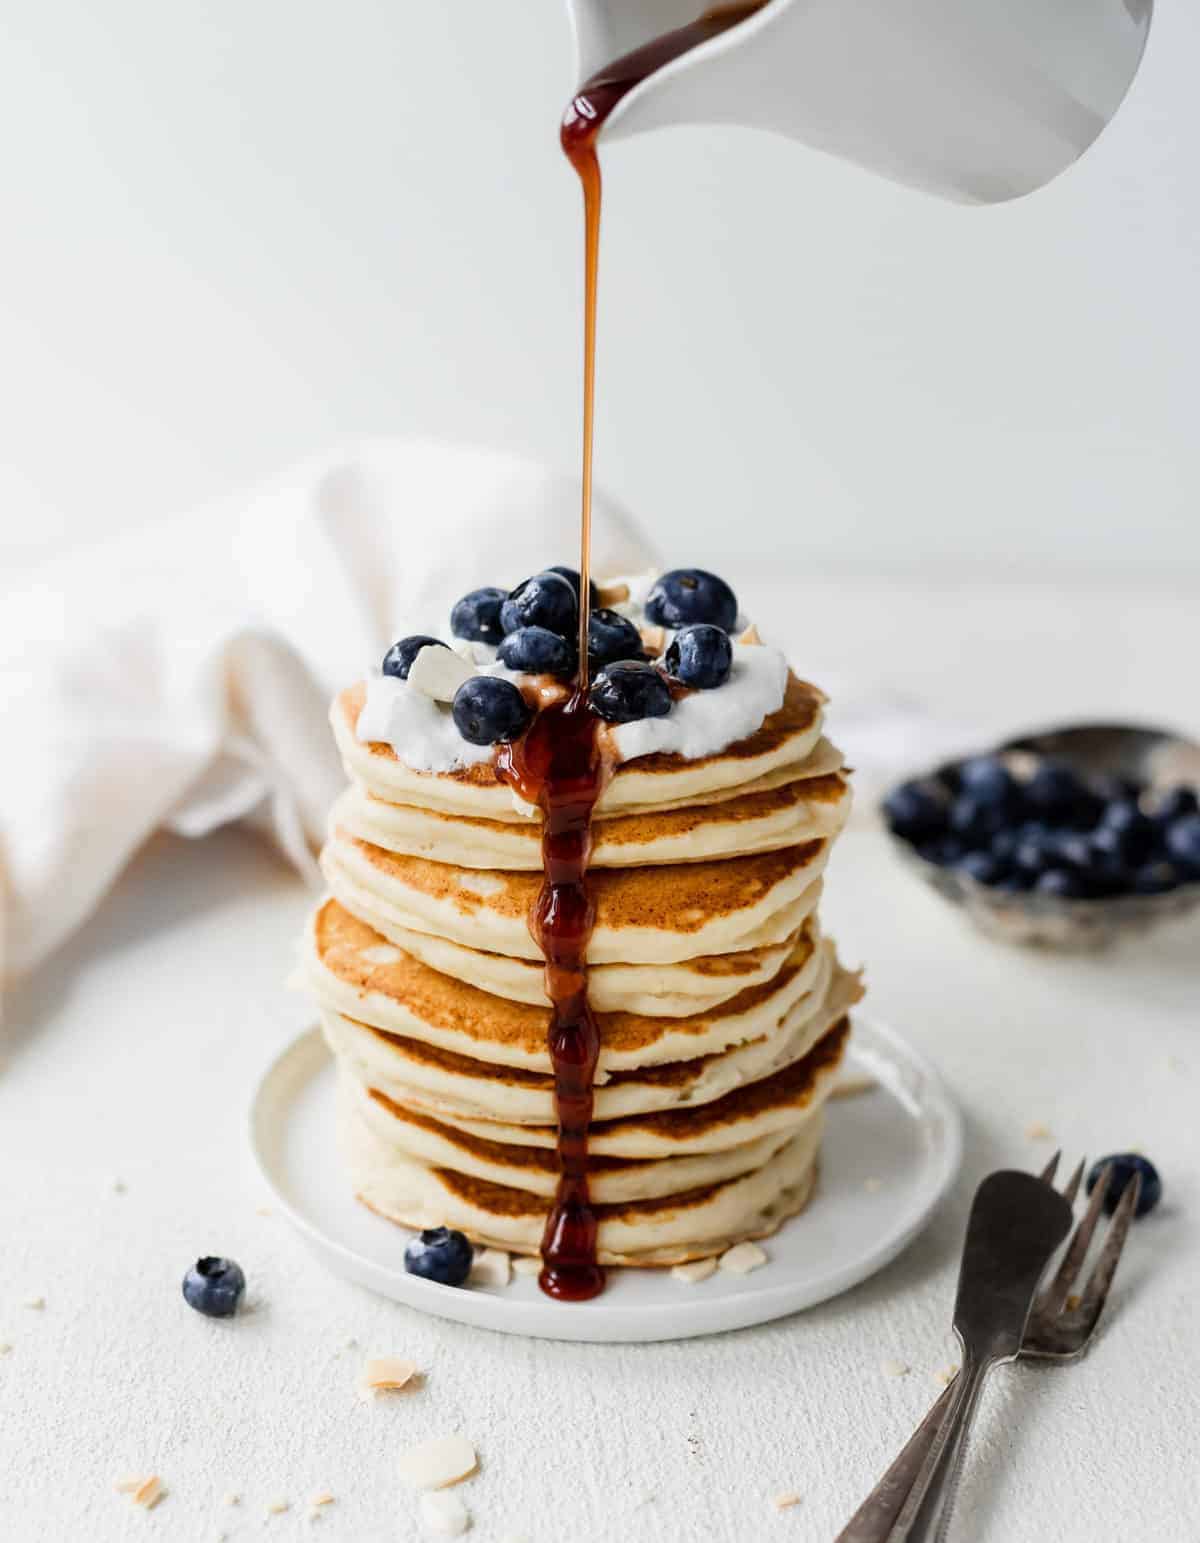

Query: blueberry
949,793,1010,847
990,828,1021,863
1035,867,1087,898
1087,1154,1161,1218
1133,861,1179,895
590,660,672,724
1098,800,1156,862
500,572,577,638
498,626,576,679
957,755,1019,807
957,849,1004,884
993,870,1034,893
1091,773,1143,805
450,587,507,645
404,1227,473,1287
882,781,947,842
182,1256,245,1318
452,676,532,745
917,835,965,866
587,608,644,671
1164,813,1200,876
644,568,738,631
547,565,600,609
665,624,733,690
1155,785,1199,824
1023,762,1086,824
381,635,447,680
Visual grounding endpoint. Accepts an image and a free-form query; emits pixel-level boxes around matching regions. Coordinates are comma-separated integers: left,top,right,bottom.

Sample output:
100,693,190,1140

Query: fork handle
893,1350,991,1541
834,1381,956,1542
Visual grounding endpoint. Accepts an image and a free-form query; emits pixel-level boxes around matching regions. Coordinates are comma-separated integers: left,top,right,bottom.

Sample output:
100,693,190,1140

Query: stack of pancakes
303,669,863,1267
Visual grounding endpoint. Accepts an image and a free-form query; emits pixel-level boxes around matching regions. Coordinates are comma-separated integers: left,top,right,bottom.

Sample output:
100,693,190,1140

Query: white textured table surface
3,575,1198,1542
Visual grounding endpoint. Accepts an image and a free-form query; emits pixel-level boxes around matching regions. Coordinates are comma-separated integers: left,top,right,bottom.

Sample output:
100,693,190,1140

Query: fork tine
1077,1172,1141,1332
1038,1151,1062,1185
1060,1156,1086,1206
1037,1161,1112,1318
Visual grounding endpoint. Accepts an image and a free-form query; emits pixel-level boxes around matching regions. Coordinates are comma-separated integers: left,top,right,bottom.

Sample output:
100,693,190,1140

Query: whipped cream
609,643,789,762
354,572,787,774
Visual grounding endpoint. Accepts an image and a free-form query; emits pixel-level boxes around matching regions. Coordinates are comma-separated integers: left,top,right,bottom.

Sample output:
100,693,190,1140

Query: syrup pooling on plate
494,3,770,1301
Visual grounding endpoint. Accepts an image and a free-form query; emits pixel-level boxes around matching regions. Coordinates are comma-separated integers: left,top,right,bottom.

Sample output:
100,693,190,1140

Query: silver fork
837,1154,1142,1543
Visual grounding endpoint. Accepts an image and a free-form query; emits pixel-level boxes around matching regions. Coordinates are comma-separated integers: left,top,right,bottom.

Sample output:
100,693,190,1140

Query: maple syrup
498,3,765,1301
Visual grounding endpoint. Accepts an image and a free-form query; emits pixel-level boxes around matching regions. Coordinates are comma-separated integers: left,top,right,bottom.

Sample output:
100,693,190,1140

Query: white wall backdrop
1,0,1197,576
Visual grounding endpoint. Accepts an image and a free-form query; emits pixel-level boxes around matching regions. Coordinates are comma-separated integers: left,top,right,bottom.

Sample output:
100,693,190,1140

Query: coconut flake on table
608,644,789,764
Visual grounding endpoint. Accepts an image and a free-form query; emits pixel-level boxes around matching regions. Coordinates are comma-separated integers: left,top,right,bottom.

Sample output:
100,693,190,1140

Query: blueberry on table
644,568,738,631
882,781,946,843
1087,1154,1161,1218
382,635,447,680
665,624,733,690
587,608,645,670
452,676,532,745
957,755,1019,808
182,1257,245,1318
1164,813,1200,876
450,587,507,645
547,564,600,609
500,571,578,638
590,660,673,724
498,626,576,680
404,1227,473,1287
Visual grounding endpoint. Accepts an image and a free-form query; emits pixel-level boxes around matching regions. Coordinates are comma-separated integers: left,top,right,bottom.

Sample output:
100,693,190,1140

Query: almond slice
419,1490,471,1537
310,1492,335,1509
671,1258,717,1285
597,580,630,607
407,645,475,703
468,1249,511,1289
881,1358,910,1378
739,623,763,645
133,1476,163,1510
362,1356,419,1393
639,624,667,657
718,1242,767,1277
398,1434,478,1491
772,1491,802,1511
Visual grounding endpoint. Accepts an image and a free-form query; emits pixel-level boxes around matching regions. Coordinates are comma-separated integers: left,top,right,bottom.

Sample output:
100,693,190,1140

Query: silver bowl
885,721,1200,950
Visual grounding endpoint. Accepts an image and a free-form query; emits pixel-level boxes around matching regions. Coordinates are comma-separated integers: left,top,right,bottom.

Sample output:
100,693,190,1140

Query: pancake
321,830,831,964
347,1076,798,1203
332,672,827,821
312,898,819,1016
331,762,852,870
305,897,830,1071
341,1086,824,1265
322,959,863,1126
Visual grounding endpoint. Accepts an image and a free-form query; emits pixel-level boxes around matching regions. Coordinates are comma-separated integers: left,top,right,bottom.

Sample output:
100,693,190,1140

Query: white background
1,0,1198,578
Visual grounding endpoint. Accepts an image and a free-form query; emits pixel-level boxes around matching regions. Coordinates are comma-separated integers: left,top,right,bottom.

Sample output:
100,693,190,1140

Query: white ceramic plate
248,1015,960,1343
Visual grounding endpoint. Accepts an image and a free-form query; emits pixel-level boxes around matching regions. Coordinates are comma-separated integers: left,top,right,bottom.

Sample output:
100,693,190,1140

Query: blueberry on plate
450,586,507,645
404,1227,473,1287
452,676,532,745
1023,762,1086,823
882,781,946,843
500,571,578,638
1087,1153,1161,1218
590,660,672,724
182,1257,245,1318
957,755,1019,808
1164,812,1200,876
547,564,600,609
382,635,447,680
644,568,738,632
1155,785,1199,824
587,608,644,671
498,626,576,680
957,849,1004,884
665,624,733,690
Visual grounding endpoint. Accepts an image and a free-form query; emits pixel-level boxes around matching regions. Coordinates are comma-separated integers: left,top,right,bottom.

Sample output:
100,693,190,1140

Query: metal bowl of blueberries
882,722,1200,949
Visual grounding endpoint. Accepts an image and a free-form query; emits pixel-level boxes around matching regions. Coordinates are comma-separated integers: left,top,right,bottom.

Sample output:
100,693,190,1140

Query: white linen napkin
0,438,657,985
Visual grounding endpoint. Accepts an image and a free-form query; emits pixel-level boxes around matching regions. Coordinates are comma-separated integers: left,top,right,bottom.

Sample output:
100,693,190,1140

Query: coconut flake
671,1258,718,1285
408,646,475,703
468,1249,511,1289
398,1435,478,1491
718,1242,768,1277
420,1491,471,1537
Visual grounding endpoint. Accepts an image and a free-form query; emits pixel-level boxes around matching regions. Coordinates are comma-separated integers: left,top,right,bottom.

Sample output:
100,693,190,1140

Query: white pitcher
565,0,1152,203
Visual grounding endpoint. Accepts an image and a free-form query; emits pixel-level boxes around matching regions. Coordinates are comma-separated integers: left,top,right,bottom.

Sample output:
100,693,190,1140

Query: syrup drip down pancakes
299,569,864,1275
